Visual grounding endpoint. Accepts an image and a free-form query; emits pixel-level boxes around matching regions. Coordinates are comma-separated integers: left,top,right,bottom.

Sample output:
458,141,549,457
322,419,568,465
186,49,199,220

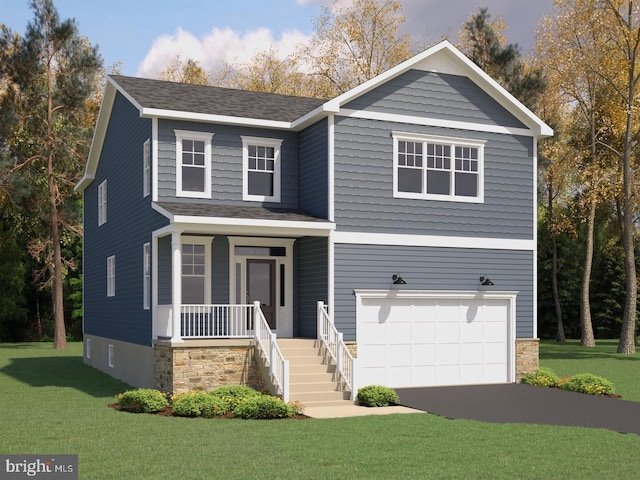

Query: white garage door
355,291,516,388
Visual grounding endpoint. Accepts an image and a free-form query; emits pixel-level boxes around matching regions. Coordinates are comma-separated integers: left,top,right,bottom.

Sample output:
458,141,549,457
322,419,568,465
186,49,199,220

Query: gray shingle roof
110,75,326,123
156,202,330,223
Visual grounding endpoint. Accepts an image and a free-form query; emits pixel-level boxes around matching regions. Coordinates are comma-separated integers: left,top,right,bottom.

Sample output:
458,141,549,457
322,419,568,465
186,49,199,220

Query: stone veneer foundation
153,340,265,394
515,339,539,381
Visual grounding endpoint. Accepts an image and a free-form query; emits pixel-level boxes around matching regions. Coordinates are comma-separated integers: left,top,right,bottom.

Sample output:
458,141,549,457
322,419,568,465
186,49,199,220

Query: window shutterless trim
174,130,214,199
241,136,283,203
143,139,151,198
143,243,150,310
107,255,116,297
98,180,107,225
392,132,485,203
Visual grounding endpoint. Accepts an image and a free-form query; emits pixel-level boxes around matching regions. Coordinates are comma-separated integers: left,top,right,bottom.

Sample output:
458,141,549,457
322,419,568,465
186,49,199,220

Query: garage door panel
359,344,386,365
437,302,462,322
359,367,388,387
412,321,436,342
460,364,484,383
461,319,483,341
436,343,460,364
484,364,508,383
412,343,436,364
412,366,436,384
461,343,483,363
485,342,508,363
484,322,507,342
387,322,412,343
387,344,411,366
388,366,412,386
437,322,460,342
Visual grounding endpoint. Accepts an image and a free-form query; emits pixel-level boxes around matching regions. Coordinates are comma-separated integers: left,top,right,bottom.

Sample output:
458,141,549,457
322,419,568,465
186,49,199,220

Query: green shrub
559,373,614,396
520,368,560,387
233,395,294,419
210,385,262,410
357,385,399,407
117,389,169,413
172,392,229,418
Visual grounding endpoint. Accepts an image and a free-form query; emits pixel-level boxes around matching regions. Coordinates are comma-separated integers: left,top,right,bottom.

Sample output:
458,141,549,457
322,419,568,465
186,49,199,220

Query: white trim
533,137,539,338
392,132,485,203
328,232,335,315
341,109,535,137
174,130,214,199
333,231,534,251
328,114,335,222
354,288,517,384
143,138,151,198
143,108,292,130
151,118,158,202
241,136,283,203
143,242,151,310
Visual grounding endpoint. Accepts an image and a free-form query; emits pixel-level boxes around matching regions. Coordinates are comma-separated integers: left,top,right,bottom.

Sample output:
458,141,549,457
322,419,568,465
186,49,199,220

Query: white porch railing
317,301,356,400
253,301,289,402
156,304,254,340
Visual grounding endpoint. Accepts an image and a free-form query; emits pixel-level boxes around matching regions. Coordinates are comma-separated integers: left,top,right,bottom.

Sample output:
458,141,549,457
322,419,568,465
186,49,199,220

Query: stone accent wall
515,338,539,381
345,342,357,358
153,341,265,394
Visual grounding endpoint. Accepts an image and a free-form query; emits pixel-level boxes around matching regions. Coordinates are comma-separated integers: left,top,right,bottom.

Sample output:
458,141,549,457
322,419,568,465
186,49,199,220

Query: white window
143,139,151,197
175,130,213,198
108,344,114,368
98,180,107,225
393,133,485,203
143,243,150,310
107,255,115,297
181,237,212,305
241,136,283,202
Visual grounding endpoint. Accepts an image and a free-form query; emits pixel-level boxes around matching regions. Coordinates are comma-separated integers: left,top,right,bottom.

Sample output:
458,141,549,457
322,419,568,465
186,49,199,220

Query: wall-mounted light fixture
392,274,407,285
479,276,494,286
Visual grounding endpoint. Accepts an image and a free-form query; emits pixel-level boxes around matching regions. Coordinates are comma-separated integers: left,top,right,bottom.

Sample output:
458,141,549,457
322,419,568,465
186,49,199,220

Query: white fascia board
340,109,535,137
75,83,117,192
140,108,292,130
333,231,534,251
292,102,341,130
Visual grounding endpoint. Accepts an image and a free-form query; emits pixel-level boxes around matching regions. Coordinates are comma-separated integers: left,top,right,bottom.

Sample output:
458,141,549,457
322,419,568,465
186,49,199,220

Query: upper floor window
393,133,485,203
143,139,151,198
174,130,213,198
241,136,283,203
98,180,107,225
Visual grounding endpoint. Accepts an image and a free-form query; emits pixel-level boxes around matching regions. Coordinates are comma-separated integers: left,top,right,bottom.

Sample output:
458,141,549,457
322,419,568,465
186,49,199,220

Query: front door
247,259,276,329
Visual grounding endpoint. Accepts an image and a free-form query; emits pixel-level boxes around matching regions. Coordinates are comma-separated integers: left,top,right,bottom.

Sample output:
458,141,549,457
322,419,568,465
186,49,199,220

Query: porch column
171,231,183,343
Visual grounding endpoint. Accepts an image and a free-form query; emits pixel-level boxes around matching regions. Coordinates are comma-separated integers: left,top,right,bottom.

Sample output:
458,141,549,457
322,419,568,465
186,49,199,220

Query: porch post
171,231,183,343
317,301,324,340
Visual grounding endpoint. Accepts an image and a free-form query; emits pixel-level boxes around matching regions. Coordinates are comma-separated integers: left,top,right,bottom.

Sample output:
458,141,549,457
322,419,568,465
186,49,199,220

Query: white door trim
228,237,295,337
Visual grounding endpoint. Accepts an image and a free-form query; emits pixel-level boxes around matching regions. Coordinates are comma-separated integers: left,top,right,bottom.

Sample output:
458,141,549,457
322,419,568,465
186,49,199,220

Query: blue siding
345,70,527,129
83,92,168,346
333,116,534,239
212,236,229,303
298,119,329,218
333,244,534,340
295,237,329,337
156,120,300,209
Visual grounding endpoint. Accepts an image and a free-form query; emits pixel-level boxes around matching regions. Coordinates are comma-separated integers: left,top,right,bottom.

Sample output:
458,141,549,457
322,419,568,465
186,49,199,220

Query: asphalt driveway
395,384,640,435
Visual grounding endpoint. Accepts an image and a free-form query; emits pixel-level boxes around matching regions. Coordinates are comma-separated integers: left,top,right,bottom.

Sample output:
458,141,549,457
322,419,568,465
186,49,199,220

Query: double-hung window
241,136,283,202
175,130,213,198
143,243,150,310
393,133,485,202
98,180,107,225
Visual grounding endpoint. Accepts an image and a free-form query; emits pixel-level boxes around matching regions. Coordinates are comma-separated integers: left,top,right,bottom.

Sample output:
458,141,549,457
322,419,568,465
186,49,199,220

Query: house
76,40,552,401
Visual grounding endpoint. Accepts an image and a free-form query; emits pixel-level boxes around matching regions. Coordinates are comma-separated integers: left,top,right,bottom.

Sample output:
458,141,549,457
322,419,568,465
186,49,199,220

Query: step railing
253,301,289,402
317,301,355,400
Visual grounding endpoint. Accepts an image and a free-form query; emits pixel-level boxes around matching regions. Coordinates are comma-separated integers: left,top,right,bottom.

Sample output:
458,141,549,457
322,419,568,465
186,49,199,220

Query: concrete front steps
278,338,353,408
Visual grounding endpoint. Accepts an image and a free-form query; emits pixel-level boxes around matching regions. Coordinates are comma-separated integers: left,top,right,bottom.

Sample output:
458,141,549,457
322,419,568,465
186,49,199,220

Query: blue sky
0,0,555,78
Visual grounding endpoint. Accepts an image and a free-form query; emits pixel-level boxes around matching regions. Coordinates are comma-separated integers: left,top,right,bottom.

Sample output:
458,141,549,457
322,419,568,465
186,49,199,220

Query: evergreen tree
0,0,101,348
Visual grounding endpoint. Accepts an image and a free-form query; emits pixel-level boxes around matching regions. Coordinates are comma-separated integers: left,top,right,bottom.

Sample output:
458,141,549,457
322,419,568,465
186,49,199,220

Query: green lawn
1,342,640,479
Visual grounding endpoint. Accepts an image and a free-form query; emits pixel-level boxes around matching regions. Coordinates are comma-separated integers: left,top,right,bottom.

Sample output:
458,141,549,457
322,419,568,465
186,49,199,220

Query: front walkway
304,404,423,419
395,383,640,435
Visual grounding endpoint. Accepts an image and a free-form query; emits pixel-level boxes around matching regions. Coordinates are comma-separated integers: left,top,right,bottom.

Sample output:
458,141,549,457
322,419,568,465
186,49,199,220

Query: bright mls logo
0,455,77,479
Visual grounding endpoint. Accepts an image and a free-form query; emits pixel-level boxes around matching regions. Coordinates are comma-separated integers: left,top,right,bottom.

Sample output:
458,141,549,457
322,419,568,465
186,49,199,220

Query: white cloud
136,26,312,79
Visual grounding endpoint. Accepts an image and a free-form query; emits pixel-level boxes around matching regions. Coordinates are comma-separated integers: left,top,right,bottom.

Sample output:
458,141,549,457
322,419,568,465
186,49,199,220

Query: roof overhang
152,203,335,238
